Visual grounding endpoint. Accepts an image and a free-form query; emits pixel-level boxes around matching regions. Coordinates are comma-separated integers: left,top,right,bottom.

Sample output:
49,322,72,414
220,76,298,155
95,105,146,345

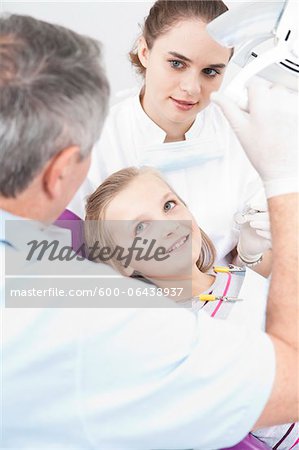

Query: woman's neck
140,89,194,143
164,133,186,143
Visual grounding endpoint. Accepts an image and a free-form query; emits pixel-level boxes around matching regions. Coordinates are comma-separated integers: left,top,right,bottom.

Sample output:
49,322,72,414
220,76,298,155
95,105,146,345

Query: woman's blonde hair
129,0,229,75
84,167,216,276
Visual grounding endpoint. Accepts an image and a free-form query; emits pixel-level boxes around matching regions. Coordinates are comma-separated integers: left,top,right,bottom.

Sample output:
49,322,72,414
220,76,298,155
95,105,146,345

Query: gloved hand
235,210,272,264
211,79,298,198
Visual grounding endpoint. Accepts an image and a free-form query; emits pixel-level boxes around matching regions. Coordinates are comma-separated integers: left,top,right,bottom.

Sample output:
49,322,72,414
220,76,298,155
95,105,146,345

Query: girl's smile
104,172,202,280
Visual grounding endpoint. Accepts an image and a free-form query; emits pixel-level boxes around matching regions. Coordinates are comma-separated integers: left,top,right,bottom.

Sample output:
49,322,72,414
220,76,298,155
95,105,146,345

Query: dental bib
138,137,224,172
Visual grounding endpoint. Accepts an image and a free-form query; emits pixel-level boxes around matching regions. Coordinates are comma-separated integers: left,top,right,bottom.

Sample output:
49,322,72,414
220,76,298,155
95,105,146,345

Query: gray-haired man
0,14,297,449
0,14,108,221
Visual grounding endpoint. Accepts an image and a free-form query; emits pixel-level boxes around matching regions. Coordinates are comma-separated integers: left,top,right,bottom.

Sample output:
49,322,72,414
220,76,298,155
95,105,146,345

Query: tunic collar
131,93,206,147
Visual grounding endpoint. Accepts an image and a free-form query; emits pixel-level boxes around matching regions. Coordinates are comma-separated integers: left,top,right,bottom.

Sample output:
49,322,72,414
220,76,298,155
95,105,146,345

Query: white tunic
69,94,264,263
1,210,276,449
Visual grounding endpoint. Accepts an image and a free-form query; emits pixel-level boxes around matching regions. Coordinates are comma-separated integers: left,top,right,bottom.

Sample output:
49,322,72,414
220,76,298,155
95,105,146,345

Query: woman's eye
169,60,185,70
164,200,176,212
135,222,147,235
203,68,219,77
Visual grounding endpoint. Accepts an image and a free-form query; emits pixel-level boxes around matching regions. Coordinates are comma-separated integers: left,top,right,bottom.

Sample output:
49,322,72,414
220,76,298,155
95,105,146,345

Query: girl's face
104,173,202,280
139,19,231,134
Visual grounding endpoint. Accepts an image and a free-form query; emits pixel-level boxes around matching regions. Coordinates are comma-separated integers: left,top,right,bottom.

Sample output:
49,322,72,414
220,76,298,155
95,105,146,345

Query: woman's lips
170,97,198,111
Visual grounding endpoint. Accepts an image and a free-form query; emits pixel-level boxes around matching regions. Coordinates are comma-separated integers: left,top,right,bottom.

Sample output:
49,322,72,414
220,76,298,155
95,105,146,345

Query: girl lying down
84,166,298,450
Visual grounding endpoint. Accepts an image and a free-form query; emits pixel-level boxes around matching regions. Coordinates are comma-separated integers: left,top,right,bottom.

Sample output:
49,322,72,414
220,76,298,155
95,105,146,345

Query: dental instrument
198,294,244,302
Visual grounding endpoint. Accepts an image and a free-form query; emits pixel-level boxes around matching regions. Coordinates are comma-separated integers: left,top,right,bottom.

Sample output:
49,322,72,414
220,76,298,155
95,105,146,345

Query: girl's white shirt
70,93,264,263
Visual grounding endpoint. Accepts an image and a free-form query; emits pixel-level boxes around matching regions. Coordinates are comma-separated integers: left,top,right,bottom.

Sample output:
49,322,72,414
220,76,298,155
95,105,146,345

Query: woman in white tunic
84,166,298,450
70,0,269,267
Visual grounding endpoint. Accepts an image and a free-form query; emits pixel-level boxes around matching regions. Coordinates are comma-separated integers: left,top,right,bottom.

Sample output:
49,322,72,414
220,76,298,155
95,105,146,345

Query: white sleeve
79,307,275,449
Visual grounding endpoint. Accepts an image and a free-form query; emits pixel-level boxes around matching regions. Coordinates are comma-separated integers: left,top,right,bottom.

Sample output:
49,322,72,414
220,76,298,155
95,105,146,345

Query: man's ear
42,145,81,199
137,36,150,69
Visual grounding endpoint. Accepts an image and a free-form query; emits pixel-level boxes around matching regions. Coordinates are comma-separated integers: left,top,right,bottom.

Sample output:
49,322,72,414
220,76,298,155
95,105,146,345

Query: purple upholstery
55,209,85,254
221,433,271,449
55,210,272,450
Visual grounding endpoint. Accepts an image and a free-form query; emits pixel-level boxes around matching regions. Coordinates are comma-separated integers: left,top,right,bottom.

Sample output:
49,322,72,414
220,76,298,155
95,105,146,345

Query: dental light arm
207,0,299,109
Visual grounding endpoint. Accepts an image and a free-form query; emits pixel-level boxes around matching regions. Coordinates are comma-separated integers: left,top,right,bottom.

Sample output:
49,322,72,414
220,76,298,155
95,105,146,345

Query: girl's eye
164,200,176,212
203,68,220,77
135,222,147,235
169,60,185,70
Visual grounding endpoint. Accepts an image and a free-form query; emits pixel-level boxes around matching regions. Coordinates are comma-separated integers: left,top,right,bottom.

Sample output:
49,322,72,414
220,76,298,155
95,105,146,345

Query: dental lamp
207,0,299,109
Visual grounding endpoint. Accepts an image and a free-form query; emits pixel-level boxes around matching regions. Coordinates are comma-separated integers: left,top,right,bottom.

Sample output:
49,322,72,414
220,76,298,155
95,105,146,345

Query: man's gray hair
0,14,110,197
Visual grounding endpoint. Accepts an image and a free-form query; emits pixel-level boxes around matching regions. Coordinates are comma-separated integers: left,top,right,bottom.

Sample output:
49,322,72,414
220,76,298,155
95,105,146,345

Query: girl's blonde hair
85,167,216,276
129,0,229,76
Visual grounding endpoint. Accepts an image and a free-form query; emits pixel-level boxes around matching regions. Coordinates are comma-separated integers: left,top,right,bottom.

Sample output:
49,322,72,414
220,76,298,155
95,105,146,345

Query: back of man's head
0,14,110,198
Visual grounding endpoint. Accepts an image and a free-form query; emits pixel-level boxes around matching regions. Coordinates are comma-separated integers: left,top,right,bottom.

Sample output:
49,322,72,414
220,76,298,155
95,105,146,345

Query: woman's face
104,173,202,280
139,19,232,133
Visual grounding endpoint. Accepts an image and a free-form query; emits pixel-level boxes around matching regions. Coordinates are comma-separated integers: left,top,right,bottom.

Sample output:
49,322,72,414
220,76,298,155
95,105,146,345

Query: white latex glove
235,210,272,263
211,79,298,198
